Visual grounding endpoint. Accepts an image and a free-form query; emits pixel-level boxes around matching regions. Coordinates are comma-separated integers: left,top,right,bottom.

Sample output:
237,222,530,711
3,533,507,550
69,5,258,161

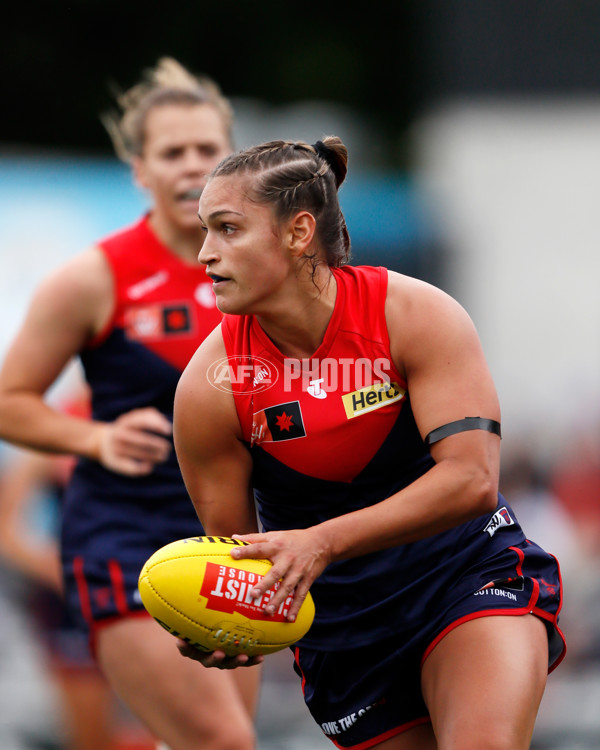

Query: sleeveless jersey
221,265,528,650
62,216,221,565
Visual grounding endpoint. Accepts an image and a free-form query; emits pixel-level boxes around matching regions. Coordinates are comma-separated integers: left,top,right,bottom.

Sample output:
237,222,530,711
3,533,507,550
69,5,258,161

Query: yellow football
138,536,315,656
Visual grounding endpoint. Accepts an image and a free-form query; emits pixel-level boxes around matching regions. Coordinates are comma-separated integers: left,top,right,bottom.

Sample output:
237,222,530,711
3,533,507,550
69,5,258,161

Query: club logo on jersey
483,507,515,537
125,302,192,340
207,355,278,394
251,401,306,446
342,381,405,419
163,304,192,333
194,282,217,308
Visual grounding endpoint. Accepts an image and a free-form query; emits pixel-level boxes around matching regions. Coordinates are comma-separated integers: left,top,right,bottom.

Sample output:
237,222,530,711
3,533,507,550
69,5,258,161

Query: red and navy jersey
84,215,220,420
222,265,528,650
62,217,221,584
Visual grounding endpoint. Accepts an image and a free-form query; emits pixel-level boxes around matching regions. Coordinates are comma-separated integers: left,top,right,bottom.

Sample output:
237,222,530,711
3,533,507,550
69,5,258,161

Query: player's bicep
411,317,500,440
387,273,500,445
174,337,257,535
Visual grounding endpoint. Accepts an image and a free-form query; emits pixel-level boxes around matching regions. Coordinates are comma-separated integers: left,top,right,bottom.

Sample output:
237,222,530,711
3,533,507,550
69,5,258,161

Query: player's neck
257,270,337,359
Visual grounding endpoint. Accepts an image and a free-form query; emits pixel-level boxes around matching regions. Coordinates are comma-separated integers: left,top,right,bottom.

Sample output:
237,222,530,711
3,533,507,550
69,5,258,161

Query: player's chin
213,292,247,317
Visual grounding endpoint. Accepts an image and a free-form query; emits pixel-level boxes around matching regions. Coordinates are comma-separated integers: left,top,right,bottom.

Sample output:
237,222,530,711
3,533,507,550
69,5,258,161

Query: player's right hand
96,407,173,476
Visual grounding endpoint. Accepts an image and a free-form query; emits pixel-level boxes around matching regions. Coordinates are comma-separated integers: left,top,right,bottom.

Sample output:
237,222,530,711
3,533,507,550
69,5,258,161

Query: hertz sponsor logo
342,382,405,419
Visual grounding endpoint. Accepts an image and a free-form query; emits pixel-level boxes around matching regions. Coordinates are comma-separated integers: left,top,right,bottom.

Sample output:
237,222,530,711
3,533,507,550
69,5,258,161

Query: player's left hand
176,640,263,669
230,527,331,622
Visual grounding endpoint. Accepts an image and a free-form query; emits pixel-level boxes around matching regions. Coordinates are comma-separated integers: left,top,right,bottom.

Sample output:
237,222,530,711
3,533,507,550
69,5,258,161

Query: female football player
0,59,260,750
173,136,566,749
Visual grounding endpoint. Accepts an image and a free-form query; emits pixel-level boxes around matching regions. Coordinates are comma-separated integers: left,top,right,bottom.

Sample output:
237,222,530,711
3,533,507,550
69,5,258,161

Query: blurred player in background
174,136,566,750
0,58,259,750
0,384,122,750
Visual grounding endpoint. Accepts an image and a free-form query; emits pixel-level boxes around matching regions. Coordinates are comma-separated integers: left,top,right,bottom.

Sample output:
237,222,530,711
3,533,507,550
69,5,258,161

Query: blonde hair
103,57,233,162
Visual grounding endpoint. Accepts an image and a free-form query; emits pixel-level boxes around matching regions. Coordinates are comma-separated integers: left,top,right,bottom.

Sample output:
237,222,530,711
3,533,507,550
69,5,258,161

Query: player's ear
287,211,316,258
131,155,149,190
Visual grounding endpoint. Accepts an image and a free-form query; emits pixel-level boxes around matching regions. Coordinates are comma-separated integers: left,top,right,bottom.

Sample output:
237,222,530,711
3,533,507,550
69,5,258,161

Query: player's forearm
192,494,259,538
0,393,101,459
316,457,498,563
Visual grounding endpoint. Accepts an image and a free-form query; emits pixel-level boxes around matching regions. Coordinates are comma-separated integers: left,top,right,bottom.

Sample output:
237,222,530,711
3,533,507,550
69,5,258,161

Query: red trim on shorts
511,544,567,672
72,556,99,661
421,545,567,673
421,608,535,669
73,556,93,626
537,549,567,672
328,716,431,750
548,549,565,619
88,610,152,660
509,544,524,575
293,646,307,694
108,559,129,615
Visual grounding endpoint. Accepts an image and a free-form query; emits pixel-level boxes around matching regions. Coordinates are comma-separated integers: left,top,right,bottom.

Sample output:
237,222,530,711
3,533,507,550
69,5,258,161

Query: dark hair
211,136,351,268
103,57,233,162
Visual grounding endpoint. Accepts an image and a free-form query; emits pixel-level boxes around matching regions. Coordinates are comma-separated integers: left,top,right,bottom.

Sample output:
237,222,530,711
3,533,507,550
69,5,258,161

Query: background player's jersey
62,216,221,566
222,265,527,650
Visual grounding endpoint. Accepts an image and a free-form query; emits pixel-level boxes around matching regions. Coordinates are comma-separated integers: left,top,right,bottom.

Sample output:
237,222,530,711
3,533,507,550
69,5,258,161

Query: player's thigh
421,614,548,750
96,616,258,731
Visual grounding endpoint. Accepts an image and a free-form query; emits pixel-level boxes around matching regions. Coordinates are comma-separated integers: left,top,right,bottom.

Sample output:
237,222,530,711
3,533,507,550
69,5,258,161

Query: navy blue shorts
61,484,204,649
293,539,566,749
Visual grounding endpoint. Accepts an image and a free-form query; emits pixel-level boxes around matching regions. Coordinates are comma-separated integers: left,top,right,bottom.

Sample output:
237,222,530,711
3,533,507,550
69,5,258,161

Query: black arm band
424,417,502,446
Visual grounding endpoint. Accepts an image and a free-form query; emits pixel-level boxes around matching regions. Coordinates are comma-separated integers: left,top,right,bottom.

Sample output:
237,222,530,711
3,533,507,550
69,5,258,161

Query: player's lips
208,273,230,285
177,187,204,202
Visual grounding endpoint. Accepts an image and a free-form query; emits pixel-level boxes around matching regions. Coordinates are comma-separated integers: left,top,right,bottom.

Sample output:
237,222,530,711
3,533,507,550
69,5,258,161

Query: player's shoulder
385,270,481,367
177,324,225,396
386,270,472,324
32,246,112,314
190,323,226,366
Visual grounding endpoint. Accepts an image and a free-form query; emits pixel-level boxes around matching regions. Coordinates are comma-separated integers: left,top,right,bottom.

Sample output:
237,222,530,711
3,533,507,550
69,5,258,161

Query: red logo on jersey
199,562,293,621
163,305,191,333
251,401,306,446
125,303,192,340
